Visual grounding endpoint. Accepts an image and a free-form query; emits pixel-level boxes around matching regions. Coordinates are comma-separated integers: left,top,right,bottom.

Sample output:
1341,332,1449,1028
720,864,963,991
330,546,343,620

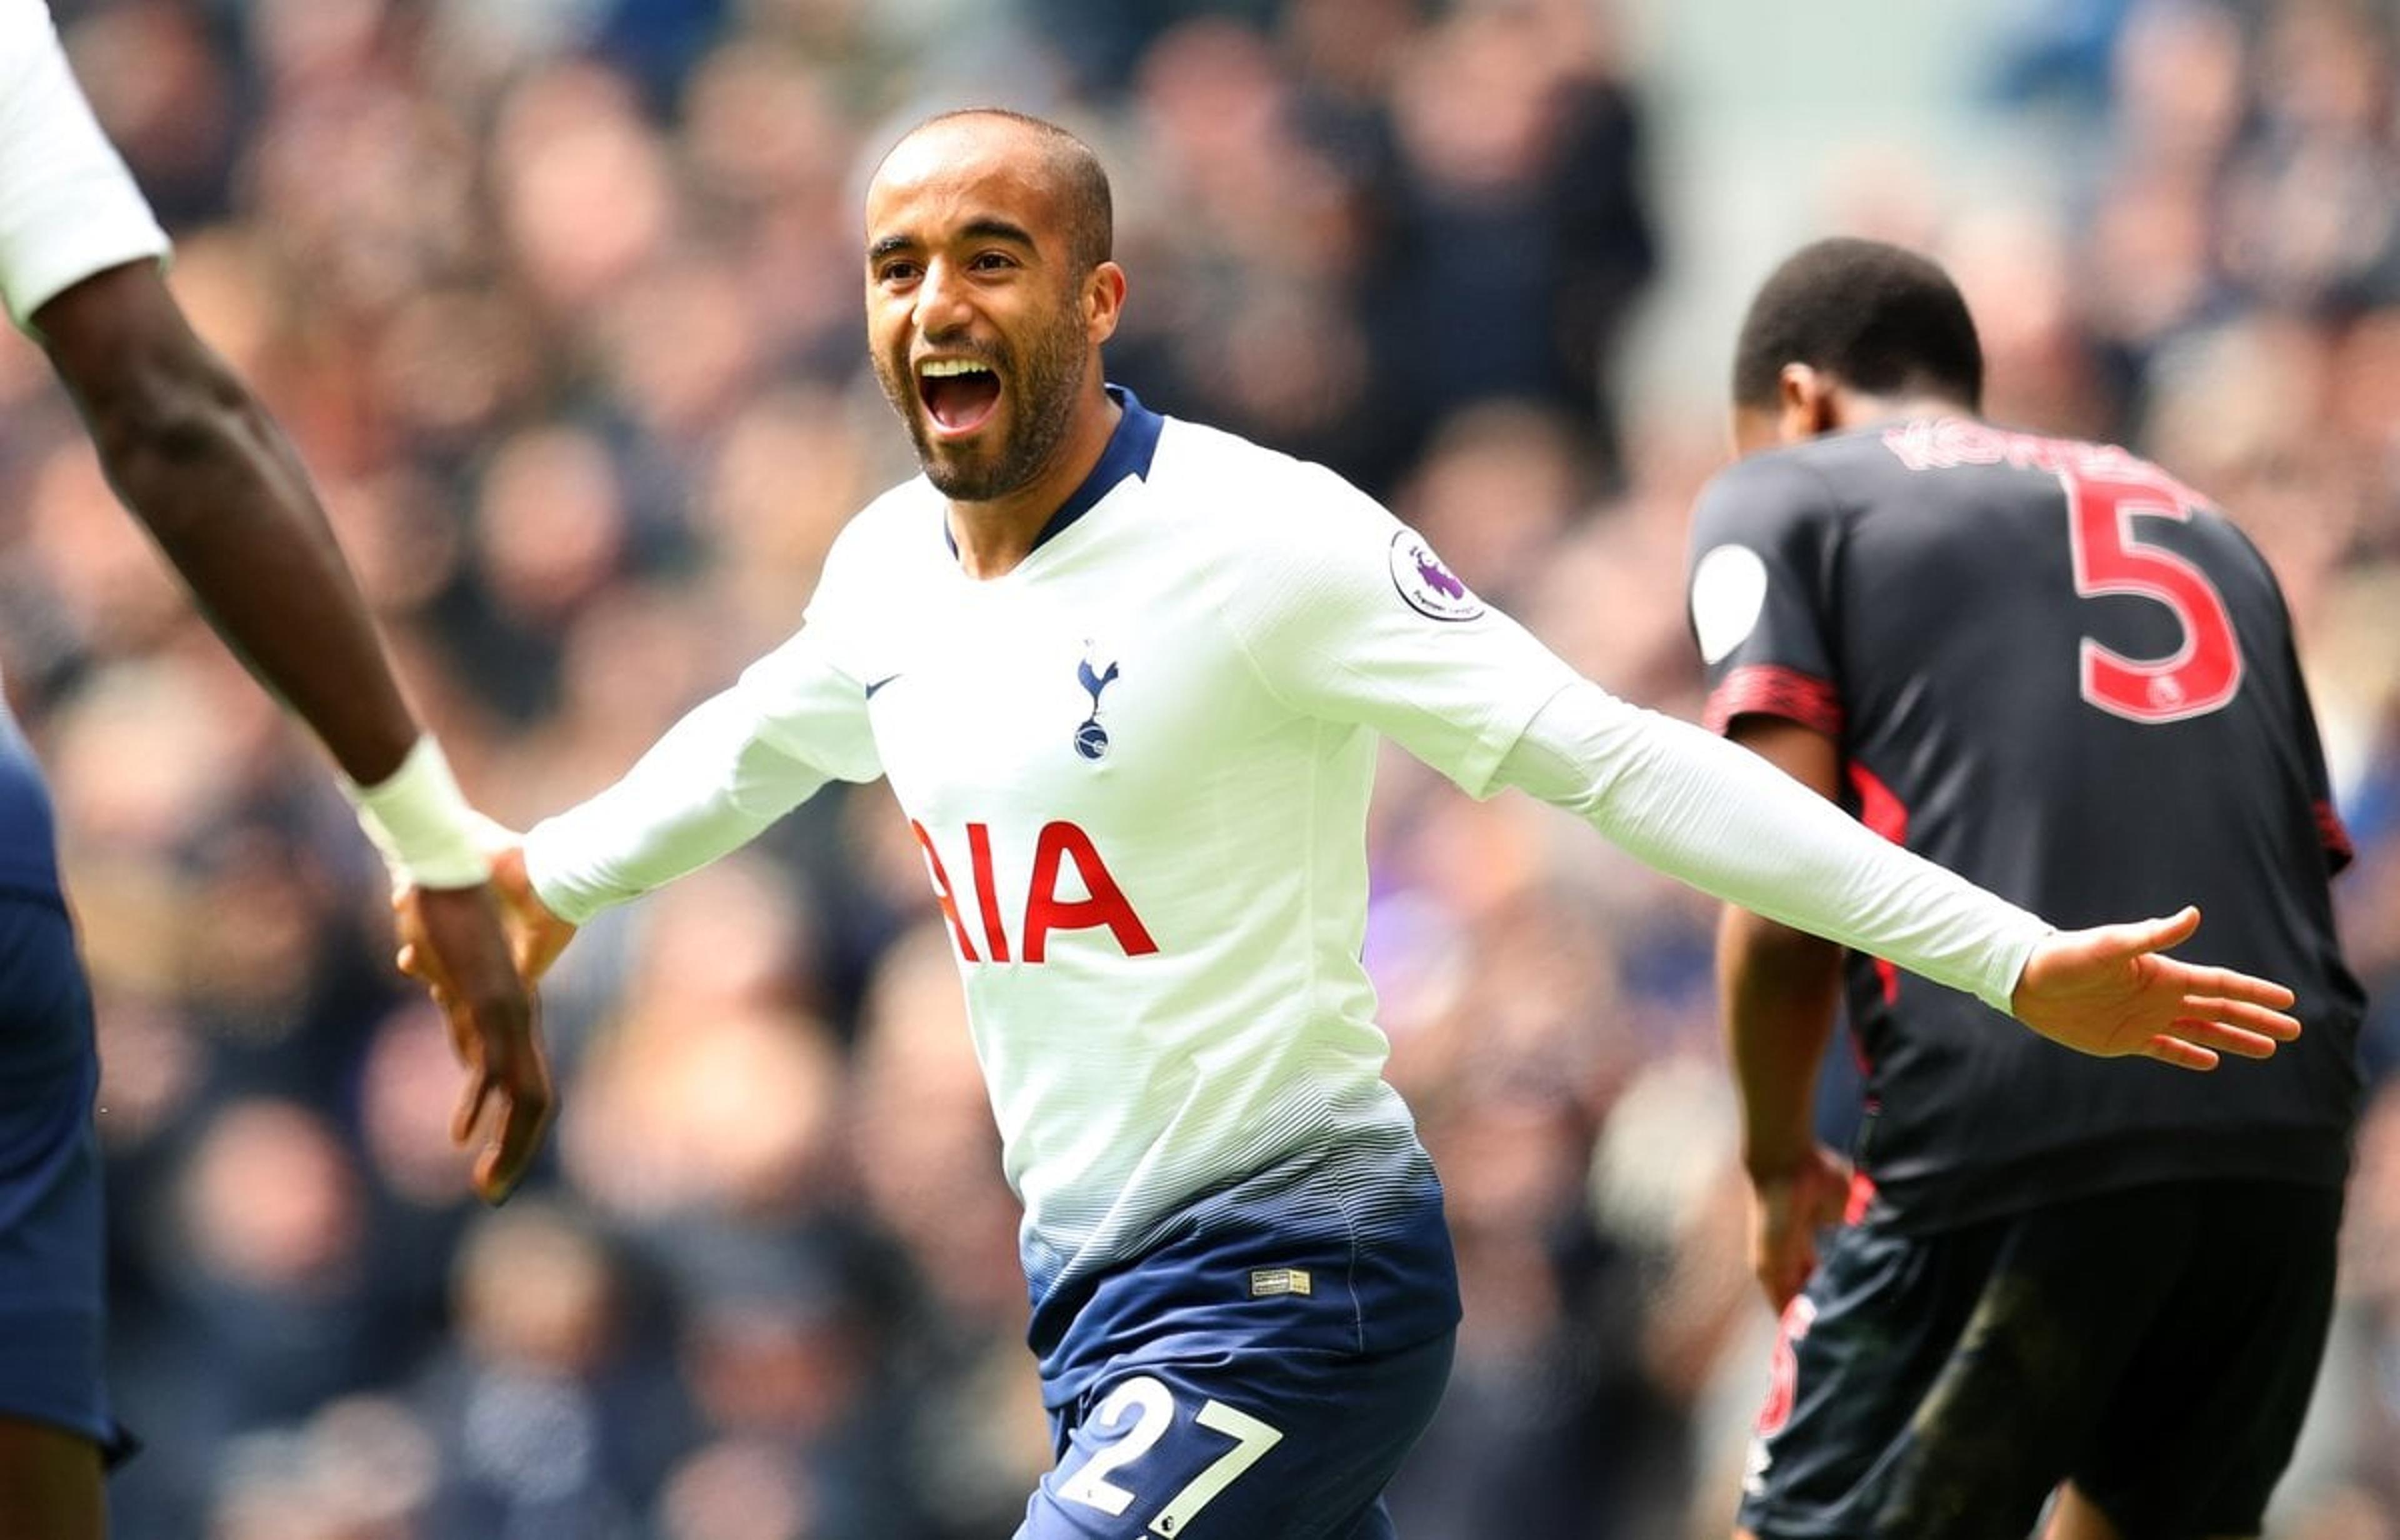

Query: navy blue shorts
0,893,121,1456
1021,1328,1453,1539
1021,1132,1461,1538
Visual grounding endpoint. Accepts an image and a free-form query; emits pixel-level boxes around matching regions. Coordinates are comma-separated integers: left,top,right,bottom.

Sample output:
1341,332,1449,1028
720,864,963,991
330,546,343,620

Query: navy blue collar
941,385,1164,558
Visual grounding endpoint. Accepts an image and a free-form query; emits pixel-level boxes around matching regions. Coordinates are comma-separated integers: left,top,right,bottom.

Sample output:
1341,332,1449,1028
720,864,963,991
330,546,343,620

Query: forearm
39,264,416,782
114,385,416,781
1498,680,2050,1011
523,689,834,924
1721,908,1844,1176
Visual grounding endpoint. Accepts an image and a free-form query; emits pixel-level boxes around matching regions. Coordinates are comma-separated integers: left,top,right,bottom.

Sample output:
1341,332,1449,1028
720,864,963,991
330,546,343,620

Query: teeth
919,359,993,378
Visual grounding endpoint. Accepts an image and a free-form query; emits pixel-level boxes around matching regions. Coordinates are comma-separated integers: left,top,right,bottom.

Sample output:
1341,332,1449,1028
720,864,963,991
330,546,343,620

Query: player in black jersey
1690,238,2366,1540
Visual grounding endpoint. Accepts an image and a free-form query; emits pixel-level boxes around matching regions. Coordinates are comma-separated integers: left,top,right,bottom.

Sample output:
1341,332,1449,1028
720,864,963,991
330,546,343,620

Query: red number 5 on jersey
2063,466,2244,724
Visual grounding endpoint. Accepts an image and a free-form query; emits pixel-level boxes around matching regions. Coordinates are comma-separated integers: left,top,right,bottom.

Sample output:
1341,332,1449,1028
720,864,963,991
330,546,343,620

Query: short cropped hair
1731,238,1983,411
900,108,1114,276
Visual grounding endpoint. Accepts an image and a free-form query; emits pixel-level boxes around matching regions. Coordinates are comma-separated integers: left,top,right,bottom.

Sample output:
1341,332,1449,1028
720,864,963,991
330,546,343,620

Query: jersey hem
1864,1126,2351,1236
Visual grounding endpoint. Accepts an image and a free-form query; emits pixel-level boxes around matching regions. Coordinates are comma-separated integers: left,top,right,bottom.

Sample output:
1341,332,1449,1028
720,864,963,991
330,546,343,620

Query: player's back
1691,416,2364,1230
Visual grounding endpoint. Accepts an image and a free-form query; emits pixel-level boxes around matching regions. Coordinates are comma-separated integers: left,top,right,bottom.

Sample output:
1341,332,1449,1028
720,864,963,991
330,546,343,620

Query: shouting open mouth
918,356,1002,440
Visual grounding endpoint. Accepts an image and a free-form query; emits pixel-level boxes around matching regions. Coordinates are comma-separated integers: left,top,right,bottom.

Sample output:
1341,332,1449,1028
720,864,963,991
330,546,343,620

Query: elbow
1721,905,1843,979
38,264,263,502
84,339,258,493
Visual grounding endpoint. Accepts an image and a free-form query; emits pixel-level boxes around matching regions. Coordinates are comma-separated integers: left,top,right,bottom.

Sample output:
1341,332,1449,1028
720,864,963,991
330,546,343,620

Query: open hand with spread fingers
2009,906,2302,1071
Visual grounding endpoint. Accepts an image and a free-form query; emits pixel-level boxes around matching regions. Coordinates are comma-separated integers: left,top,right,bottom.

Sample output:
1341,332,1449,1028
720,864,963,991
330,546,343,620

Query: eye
875,259,922,286
969,251,1019,272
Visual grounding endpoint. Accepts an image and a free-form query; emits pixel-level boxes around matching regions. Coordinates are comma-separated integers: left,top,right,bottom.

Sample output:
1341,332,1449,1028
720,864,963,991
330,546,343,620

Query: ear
1084,261,1128,346
1776,364,1839,444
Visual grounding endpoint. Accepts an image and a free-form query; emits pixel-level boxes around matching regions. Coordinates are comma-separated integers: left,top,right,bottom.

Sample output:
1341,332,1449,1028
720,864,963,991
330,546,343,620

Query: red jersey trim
2318,799,2355,875
1847,762,1909,1007
1704,664,1843,739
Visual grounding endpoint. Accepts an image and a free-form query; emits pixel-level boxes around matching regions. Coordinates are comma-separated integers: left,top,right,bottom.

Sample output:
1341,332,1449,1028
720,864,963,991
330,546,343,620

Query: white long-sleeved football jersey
526,391,2047,1352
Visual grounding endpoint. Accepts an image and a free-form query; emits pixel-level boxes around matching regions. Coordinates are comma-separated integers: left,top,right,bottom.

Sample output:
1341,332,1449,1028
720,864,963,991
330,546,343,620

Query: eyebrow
959,218,1038,249
866,218,1040,266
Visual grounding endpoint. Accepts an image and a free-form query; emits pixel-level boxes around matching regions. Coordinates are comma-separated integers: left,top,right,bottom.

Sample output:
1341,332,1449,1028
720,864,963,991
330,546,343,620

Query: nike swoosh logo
864,673,902,699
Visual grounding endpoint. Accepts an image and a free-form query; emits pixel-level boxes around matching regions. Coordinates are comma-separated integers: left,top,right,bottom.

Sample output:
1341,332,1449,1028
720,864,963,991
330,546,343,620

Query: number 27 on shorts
1056,1377,1284,1536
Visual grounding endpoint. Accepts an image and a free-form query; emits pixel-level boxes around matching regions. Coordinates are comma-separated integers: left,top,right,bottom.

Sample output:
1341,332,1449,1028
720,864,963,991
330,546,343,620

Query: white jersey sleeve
0,0,169,332
1212,464,1581,798
1496,678,2050,1011
522,545,884,924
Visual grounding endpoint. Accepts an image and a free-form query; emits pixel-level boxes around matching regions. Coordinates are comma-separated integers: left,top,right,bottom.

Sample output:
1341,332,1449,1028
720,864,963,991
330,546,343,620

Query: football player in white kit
0,4,549,1532
419,111,2302,1539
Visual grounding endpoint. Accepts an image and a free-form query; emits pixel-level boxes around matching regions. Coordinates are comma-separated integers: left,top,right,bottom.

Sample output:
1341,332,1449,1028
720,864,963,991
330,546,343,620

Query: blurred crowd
0,0,2390,1535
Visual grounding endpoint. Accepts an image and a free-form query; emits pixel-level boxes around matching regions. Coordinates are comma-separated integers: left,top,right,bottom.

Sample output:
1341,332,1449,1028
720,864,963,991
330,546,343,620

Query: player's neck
946,389,1124,580
1831,391,1976,433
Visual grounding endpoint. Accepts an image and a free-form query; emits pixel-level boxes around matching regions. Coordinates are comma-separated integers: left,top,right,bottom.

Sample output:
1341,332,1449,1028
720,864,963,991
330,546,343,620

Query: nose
912,257,973,339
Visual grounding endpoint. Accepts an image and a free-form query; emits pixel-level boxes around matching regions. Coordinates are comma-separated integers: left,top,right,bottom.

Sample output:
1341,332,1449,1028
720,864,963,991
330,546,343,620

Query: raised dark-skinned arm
32,258,551,1202
35,259,416,779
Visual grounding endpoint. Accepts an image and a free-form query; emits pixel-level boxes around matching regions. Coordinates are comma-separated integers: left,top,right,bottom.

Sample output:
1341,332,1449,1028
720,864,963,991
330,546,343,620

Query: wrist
1994,919,2058,1018
342,736,490,891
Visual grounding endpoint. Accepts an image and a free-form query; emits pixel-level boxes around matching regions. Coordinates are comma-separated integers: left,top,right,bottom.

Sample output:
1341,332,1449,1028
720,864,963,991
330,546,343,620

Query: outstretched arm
395,668,852,1149
1199,474,2297,1062
397,634,868,1066
399,622,881,1001
515,628,878,928
1497,679,2298,1068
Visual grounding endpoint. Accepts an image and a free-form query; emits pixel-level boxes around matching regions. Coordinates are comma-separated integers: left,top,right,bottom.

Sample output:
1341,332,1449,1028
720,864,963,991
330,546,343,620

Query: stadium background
0,0,2393,1534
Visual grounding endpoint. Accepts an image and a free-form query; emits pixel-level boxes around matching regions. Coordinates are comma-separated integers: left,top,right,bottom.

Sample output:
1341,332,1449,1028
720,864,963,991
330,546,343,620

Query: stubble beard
879,309,1091,504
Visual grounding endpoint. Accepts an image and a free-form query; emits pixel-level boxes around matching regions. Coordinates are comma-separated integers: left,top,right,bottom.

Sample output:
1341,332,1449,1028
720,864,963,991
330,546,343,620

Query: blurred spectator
408,1201,686,1536
1364,0,1654,487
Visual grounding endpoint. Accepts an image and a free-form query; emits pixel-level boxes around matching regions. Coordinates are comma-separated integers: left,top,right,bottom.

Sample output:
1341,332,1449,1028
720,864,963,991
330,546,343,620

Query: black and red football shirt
1687,416,2364,1232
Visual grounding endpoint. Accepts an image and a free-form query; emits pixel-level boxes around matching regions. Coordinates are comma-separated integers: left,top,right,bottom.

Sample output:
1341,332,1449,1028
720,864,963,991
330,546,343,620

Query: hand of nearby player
1748,1144,1852,1311
394,881,555,1203
484,843,579,984
2009,906,2301,1071
401,839,579,978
